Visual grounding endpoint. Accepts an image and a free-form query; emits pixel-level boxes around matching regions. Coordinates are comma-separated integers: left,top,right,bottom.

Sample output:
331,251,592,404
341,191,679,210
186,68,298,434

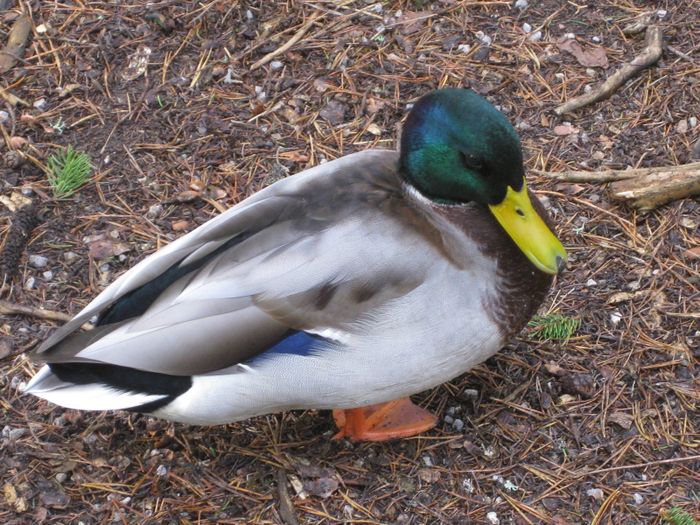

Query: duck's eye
459,152,484,171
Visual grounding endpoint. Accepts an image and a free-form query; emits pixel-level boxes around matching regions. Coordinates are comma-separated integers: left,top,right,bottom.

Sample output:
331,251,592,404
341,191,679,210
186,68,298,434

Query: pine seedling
528,314,580,342
46,145,93,198
664,507,700,525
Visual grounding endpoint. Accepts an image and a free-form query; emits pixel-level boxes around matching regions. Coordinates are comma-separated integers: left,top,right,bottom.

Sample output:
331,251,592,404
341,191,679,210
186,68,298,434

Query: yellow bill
488,179,567,275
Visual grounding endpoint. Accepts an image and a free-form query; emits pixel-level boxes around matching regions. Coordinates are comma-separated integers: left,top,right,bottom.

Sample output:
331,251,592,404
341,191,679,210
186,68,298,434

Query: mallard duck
24,88,566,441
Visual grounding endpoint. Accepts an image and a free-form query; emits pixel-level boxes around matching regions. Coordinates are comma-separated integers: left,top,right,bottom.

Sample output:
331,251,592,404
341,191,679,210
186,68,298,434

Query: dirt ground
1,1,698,524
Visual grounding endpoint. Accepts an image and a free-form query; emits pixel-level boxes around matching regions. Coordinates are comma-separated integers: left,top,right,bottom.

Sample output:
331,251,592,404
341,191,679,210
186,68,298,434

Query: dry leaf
122,45,152,81
608,411,634,429
418,468,441,483
545,362,566,376
607,290,650,304
173,190,200,203
394,11,432,35
558,39,609,68
554,123,579,136
171,220,191,231
88,239,130,260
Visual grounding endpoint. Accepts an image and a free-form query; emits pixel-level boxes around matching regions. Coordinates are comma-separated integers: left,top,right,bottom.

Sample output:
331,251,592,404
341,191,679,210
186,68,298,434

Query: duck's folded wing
33,150,428,375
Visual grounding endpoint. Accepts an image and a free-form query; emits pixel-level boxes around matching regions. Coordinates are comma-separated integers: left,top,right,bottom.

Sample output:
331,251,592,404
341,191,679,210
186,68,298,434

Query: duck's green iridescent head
400,88,567,275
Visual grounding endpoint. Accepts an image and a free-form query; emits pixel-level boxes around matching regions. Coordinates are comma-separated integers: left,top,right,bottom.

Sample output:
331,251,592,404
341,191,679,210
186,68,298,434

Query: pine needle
528,314,580,342
46,145,93,198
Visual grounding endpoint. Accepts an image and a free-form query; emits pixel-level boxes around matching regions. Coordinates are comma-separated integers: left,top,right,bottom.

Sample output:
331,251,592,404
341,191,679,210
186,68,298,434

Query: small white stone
63,251,79,263
462,478,475,493
270,60,283,71
610,311,622,325
587,487,604,500
592,36,601,43
514,0,528,9
633,493,644,505
245,9,253,20
422,455,433,467
156,464,168,477
444,415,454,424
33,98,47,110
55,472,68,483
42,270,54,281
0,110,9,124
584,85,593,93
29,254,49,268
475,31,492,46
528,31,542,42
36,23,49,34
483,445,496,457
689,116,697,127
457,44,471,53
586,278,597,287
486,511,500,524
453,419,464,431
522,23,532,33
370,3,383,13
657,9,667,19
24,276,35,290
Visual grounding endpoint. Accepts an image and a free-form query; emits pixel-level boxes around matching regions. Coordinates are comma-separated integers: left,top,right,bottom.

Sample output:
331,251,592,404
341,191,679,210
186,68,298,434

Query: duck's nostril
555,255,566,274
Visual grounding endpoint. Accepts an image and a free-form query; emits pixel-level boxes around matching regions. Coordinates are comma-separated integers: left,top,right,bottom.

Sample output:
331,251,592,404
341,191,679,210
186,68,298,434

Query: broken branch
536,161,700,183
608,166,700,211
555,26,663,115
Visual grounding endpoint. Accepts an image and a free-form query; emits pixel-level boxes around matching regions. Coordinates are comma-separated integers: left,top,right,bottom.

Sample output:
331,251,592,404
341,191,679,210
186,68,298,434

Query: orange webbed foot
332,398,437,442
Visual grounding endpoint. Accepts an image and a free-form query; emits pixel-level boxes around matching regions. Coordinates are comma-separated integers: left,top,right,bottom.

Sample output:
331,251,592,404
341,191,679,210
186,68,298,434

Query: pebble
0,110,8,124
444,415,454,424
522,22,532,33
475,31,492,46
528,31,542,42
25,276,36,290
689,116,697,127
610,311,622,325
453,419,464,431
486,511,500,524
657,9,667,19
33,98,47,110
29,254,49,268
270,60,283,71
421,455,433,467
20,187,34,196
676,119,689,134
64,251,79,263
156,464,168,477
146,203,163,219
514,0,528,9
457,44,471,53
633,493,644,505
42,270,54,281
55,472,68,483
592,36,601,43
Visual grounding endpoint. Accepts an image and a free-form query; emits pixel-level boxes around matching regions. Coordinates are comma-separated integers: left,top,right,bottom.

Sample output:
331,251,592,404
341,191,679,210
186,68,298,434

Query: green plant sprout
528,314,580,342
46,145,93,198
664,507,700,525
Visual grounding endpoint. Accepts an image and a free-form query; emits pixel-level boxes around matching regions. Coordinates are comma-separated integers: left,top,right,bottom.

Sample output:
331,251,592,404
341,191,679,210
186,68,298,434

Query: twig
0,299,73,323
575,454,700,478
276,470,300,525
535,162,700,183
555,26,663,115
0,299,93,330
250,12,322,71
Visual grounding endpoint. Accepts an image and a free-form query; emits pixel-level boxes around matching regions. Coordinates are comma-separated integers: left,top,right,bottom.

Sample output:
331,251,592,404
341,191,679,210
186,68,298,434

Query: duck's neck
426,193,554,337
